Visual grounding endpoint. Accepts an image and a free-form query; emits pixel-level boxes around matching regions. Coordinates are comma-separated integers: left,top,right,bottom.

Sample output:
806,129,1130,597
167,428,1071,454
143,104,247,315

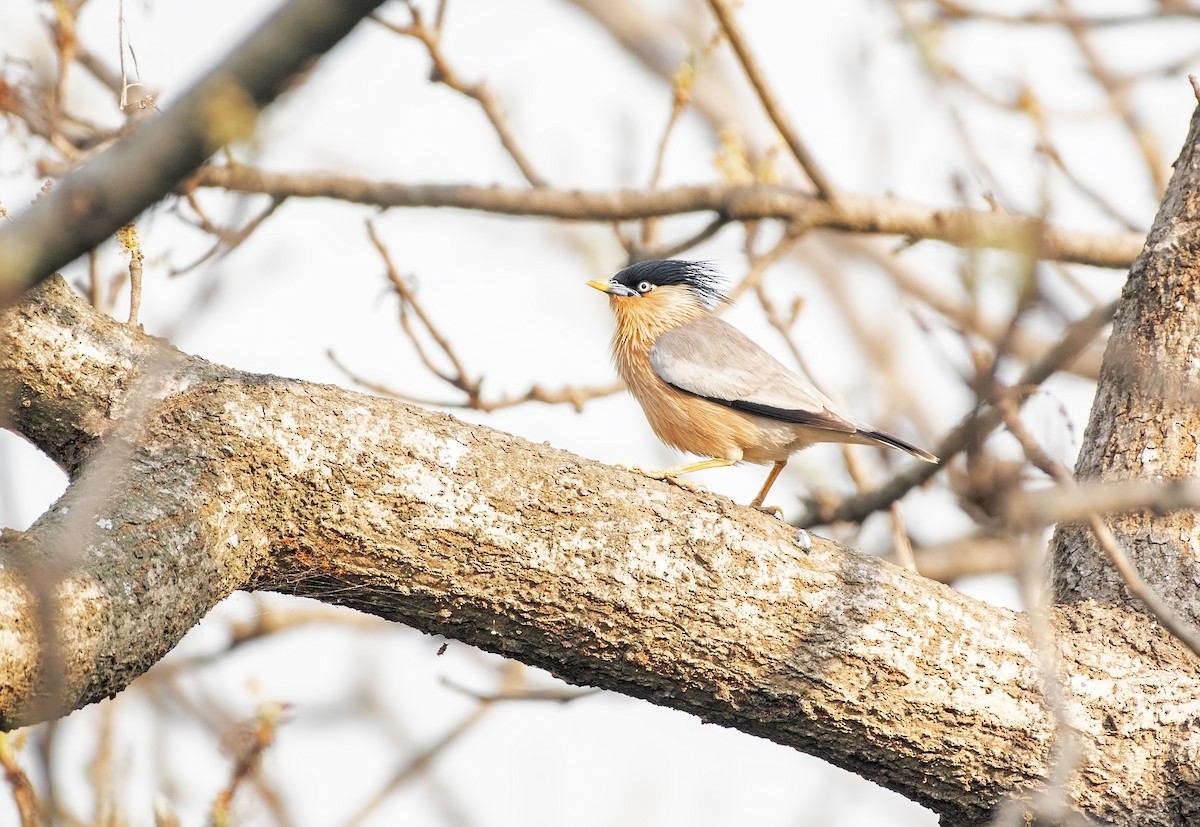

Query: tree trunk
1050,93,1200,630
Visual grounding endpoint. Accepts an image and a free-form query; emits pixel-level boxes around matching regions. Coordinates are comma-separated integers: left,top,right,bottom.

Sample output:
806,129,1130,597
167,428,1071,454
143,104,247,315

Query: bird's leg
750,460,788,513
622,457,736,495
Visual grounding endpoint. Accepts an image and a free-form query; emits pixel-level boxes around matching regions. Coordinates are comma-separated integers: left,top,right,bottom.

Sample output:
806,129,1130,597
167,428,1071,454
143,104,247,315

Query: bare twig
807,240,934,436
329,349,622,413
642,54,703,248
351,225,628,412
933,1,1200,27
1019,478,1200,528
642,214,729,261
168,196,286,277
840,236,1105,380
705,0,837,200
87,702,118,826
1057,0,1167,193
441,676,597,704
366,220,478,397
117,223,143,325
889,502,918,572
371,8,546,187
996,388,1200,658
1039,131,1144,232
802,297,1117,527
87,248,101,309
0,733,38,827
995,532,1087,827
752,275,829,397
347,662,531,827
911,532,1019,582
210,704,283,827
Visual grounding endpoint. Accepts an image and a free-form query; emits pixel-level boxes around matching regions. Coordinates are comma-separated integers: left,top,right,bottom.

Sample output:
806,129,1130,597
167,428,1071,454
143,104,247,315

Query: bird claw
620,465,710,495
755,504,785,519
664,477,710,495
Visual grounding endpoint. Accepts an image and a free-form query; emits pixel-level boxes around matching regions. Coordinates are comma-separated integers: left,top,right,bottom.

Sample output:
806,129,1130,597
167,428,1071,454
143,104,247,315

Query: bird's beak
588,279,637,297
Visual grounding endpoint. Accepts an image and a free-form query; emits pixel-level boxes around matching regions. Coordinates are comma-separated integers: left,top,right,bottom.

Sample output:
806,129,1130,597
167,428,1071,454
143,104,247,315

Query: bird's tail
859,429,939,463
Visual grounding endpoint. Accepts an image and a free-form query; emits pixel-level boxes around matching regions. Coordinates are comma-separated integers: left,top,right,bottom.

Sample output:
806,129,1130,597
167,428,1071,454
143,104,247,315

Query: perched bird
588,259,938,508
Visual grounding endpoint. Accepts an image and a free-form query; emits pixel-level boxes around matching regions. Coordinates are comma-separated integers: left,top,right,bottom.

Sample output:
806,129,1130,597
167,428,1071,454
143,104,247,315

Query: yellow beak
588,279,638,297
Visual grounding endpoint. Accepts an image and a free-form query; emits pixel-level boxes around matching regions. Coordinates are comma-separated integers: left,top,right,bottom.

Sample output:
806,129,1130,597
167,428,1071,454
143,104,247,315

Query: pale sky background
1,0,1197,824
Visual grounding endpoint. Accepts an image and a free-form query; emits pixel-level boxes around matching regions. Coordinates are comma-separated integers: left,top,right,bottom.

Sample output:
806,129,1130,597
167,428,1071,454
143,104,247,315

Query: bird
588,259,938,509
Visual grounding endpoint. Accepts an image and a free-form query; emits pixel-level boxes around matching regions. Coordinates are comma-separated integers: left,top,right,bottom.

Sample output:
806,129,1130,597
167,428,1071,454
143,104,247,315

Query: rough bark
2,277,1200,826
1050,95,1200,629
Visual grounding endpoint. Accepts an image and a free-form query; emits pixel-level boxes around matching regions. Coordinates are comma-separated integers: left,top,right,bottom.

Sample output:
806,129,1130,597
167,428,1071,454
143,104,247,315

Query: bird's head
589,259,725,304
588,260,725,341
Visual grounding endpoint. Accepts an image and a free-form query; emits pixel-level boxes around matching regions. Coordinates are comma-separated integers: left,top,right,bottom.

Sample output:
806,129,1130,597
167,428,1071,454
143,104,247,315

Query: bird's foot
755,504,785,519
620,465,710,495
662,476,710,495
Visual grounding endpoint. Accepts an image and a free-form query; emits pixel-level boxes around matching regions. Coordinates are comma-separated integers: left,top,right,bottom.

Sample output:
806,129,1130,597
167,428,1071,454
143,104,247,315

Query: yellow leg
647,457,737,478
750,460,788,508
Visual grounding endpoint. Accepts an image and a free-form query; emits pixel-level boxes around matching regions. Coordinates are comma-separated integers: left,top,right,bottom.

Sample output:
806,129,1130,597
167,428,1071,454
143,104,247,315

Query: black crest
613,260,726,306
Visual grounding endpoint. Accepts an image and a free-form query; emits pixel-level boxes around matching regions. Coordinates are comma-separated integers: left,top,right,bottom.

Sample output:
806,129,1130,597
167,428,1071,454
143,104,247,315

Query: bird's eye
637,281,654,293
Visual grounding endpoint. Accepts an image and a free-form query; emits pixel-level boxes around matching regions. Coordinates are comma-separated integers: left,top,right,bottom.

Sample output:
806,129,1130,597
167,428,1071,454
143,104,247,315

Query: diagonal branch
0,0,390,304
802,296,1117,527
704,0,837,200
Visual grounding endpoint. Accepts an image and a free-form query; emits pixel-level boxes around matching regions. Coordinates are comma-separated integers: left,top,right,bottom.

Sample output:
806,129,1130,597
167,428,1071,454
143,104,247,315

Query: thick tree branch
189,164,1146,269
0,0,390,304
1,278,1199,825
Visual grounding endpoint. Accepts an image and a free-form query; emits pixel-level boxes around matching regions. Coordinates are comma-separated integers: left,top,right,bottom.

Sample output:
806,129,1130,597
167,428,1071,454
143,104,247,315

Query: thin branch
911,532,1019,582
1057,0,1167,194
328,349,623,413
365,220,480,400
933,1,1200,27
641,55,703,249
117,223,143,325
371,9,546,187
705,0,837,200
209,705,282,827
642,214,729,261
441,677,597,704
840,236,1105,380
168,195,285,277
190,165,1147,269
346,702,492,827
1000,532,1087,827
996,388,1200,658
0,733,38,827
803,297,1117,527
1022,478,1200,526
1039,132,1144,233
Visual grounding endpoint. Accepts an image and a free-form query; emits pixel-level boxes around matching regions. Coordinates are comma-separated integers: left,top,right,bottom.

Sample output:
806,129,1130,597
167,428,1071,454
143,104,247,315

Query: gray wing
649,316,857,433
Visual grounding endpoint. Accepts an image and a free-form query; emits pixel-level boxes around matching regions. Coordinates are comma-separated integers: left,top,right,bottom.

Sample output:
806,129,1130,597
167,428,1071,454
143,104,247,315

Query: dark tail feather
860,429,939,463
